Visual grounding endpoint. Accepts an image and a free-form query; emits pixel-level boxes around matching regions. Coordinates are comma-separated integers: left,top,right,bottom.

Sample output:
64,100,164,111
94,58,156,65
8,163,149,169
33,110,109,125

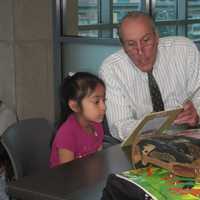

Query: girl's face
80,83,106,123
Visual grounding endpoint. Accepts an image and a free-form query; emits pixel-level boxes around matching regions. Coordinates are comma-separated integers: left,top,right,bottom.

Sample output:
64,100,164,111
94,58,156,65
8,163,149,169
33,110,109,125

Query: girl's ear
68,100,79,112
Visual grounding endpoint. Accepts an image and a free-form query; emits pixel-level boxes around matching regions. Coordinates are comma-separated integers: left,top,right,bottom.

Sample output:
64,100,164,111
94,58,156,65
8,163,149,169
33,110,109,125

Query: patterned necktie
148,72,164,112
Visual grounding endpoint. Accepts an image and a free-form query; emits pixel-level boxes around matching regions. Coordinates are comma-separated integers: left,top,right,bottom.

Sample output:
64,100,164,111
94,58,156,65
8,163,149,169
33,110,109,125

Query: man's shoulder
99,48,129,75
159,36,195,48
101,48,126,66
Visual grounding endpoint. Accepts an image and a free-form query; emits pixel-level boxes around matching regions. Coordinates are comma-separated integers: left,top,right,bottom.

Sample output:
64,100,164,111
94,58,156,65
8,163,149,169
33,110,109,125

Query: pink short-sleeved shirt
50,114,104,167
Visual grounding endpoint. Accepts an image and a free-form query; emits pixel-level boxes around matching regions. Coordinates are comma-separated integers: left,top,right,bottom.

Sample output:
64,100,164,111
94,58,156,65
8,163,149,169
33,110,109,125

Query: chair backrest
1,118,54,180
102,116,120,148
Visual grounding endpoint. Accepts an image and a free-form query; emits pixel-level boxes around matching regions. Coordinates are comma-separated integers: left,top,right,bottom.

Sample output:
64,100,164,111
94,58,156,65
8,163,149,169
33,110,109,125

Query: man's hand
174,101,199,127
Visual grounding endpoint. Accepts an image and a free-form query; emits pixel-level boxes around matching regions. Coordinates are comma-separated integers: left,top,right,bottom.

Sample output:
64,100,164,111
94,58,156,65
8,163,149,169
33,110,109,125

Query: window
61,0,200,40
112,0,142,23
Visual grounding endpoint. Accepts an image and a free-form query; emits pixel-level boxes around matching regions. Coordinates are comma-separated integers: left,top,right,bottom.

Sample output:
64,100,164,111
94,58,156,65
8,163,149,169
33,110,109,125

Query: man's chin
136,63,153,72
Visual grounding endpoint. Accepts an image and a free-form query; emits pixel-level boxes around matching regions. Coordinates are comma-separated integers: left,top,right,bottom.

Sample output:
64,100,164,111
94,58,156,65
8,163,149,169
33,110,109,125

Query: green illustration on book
117,167,200,200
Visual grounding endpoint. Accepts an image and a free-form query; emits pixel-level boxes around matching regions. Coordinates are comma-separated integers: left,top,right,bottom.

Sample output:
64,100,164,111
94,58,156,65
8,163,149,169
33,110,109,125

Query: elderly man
99,11,200,140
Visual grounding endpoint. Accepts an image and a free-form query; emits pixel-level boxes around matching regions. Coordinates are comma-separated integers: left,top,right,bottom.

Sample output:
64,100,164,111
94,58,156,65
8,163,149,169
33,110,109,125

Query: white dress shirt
99,36,200,140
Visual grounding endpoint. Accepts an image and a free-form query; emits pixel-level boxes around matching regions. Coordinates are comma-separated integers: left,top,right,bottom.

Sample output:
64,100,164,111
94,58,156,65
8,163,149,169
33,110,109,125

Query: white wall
62,42,120,76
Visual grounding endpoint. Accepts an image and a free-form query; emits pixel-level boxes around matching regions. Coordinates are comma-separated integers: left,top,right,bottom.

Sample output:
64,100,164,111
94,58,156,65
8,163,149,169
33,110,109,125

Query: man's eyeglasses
123,34,155,51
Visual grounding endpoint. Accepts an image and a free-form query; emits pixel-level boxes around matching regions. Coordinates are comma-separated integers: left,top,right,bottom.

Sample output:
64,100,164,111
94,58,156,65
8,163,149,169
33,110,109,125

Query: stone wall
0,0,55,122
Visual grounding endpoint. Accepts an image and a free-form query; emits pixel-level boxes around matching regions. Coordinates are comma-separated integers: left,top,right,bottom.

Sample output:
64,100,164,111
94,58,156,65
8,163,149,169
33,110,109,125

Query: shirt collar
121,48,160,80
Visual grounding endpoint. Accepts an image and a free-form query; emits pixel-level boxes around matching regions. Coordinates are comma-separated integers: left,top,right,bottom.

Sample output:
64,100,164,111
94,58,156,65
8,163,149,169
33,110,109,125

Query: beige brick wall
0,0,55,122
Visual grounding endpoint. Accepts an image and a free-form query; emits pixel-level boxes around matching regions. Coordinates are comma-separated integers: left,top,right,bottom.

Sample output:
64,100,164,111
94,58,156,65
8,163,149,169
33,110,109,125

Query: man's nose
136,42,143,55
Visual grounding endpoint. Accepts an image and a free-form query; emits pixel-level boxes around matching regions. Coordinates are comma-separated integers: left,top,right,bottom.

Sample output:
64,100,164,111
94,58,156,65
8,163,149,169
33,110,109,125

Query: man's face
121,16,159,72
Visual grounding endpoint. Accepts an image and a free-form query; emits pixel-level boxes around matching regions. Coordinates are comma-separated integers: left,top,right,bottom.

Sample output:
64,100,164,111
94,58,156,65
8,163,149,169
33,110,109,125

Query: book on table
117,106,200,200
116,166,200,200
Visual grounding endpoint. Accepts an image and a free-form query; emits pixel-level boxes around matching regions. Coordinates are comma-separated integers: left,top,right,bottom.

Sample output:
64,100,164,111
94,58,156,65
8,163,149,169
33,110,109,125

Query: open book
116,166,200,200
121,107,183,148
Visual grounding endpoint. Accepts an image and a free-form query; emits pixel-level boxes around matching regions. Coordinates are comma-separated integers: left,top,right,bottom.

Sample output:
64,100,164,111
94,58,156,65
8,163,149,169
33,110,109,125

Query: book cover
117,167,200,200
121,107,183,148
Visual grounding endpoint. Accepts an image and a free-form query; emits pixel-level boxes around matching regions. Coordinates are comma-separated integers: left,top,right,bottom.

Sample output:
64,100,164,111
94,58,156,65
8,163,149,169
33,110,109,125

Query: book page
168,128,200,139
121,107,183,148
116,167,200,200
139,116,168,134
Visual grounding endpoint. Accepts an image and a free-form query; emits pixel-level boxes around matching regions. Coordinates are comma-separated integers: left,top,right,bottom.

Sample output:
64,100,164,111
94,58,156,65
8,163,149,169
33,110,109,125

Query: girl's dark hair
60,72,105,125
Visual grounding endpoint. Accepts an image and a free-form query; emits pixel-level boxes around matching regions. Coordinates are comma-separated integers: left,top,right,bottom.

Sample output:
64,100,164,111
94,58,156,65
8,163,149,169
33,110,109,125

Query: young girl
50,72,106,167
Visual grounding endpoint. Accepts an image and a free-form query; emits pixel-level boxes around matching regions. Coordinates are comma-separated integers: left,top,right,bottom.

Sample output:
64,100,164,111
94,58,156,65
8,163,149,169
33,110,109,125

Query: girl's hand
98,146,102,151
58,148,74,164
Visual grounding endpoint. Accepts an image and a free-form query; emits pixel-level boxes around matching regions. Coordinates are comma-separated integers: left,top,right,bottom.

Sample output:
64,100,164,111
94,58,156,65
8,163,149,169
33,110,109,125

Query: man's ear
68,100,79,112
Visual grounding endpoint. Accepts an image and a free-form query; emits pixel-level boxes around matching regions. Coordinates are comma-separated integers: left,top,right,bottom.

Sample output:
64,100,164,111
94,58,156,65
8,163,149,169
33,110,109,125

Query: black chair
0,118,54,180
102,116,121,148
